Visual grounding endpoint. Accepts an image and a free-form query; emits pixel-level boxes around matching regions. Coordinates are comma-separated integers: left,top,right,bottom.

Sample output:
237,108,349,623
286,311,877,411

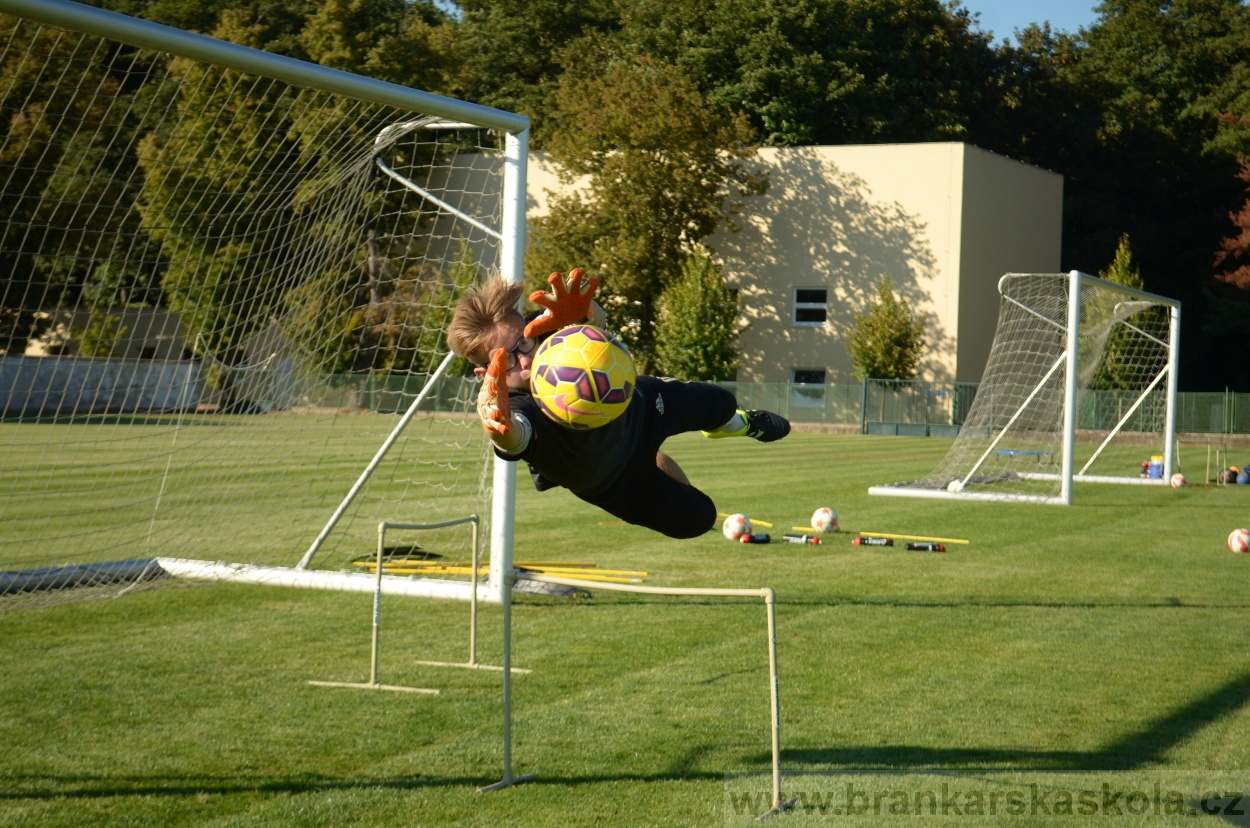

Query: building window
792,368,826,408
793,288,828,326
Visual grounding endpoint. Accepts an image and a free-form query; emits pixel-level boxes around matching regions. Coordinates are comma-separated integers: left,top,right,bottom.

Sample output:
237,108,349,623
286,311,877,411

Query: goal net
0,0,527,609
870,271,1180,504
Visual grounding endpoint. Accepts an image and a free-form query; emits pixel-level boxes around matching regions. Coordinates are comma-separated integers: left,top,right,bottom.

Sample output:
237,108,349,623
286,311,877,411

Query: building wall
25,308,191,360
0,354,199,415
704,143,1062,383
956,147,1064,382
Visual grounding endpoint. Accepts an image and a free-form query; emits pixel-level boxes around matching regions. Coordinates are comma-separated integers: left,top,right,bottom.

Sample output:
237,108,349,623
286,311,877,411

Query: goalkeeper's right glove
476,348,511,437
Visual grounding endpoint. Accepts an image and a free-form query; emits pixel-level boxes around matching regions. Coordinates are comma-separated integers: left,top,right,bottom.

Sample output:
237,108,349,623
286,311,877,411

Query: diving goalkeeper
446,270,789,539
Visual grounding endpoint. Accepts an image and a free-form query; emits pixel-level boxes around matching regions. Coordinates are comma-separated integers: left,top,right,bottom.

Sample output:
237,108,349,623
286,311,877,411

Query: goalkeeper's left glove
524,267,603,338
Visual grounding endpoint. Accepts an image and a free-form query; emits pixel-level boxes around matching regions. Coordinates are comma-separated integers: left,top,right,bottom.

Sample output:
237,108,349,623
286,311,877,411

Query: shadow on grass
9,656,1250,803
0,772,495,801
781,671,1250,771
9,669,1250,802
0,765,744,801
518,596,1250,611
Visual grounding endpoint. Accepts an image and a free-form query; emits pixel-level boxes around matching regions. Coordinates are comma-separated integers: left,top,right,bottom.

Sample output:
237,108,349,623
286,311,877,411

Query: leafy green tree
361,246,477,377
282,262,363,375
0,0,332,356
454,0,619,145
75,313,129,359
528,51,765,369
284,232,479,377
1089,233,1156,390
300,0,454,90
30,60,174,316
652,248,740,381
970,24,1099,177
0,15,118,352
1215,158,1250,291
148,0,460,379
845,274,925,380
975,0,1250,390
1099,232,1144,290
456,0,1004,147
100,0,322,59
136,11,304,367
636,0,1001,146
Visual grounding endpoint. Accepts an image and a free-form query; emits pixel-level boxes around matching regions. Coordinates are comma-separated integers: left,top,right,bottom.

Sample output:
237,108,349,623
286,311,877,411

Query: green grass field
3,432,1250,826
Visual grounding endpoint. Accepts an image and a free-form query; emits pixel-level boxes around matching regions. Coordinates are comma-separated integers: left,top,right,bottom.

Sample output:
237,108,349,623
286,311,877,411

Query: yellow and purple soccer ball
529,324,635,429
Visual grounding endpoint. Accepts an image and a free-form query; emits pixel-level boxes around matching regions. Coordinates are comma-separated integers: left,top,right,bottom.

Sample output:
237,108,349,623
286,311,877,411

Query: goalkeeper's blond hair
447,276,526,365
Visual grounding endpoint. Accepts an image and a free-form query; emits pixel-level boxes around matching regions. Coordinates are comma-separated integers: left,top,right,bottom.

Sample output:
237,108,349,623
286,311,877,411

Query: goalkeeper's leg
587,463,717,539
656,451,690,486
635,376,737,436
635,376,790,442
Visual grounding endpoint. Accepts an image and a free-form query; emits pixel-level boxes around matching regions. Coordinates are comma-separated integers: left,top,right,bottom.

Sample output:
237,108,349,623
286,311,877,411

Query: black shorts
578,377,737,539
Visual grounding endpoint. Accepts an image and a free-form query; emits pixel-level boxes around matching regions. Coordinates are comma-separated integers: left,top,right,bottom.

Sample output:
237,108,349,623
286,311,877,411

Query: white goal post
0,0,527,608
870,271,1180,505
0,4,801,806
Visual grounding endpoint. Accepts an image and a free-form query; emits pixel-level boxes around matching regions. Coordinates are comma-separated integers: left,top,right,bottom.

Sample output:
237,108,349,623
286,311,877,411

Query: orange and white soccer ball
1170,473,1186,488
811,507,839,533
529,325,635,429
722,513,752,541
1229,528,1250,553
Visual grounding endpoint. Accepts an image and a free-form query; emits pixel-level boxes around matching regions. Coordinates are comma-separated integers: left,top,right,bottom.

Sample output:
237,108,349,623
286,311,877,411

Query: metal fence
718,379,1250,436
6,358,1250,435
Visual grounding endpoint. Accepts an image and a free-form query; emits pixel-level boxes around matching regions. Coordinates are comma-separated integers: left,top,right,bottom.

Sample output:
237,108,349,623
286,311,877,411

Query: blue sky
957,0,1102,42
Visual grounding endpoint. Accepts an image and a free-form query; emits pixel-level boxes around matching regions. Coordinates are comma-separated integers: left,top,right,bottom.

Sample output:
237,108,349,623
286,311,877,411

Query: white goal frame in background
870,271,1180,505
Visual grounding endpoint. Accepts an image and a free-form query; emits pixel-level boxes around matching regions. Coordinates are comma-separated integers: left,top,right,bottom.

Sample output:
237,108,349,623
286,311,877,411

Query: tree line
4,0,1250,389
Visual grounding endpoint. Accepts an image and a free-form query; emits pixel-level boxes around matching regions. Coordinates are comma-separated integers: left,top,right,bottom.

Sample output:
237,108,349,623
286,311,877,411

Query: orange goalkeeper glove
524,267,601,338
476,347,510,437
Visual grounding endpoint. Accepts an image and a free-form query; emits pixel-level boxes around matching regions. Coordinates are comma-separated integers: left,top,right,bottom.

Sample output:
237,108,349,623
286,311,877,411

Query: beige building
706,143,1062,384
528,142,1063,385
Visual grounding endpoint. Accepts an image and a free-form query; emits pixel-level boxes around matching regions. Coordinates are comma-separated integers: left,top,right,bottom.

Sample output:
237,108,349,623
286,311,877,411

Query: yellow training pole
719,512,774,528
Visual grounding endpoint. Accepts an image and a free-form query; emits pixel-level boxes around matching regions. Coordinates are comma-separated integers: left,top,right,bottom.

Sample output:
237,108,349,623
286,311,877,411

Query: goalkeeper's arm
490,412,532,456
476,348,532,455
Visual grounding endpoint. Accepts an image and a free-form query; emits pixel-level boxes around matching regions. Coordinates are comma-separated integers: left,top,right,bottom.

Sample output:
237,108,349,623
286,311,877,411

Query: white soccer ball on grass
722,513,752,541
810,507,838,534
1229,528,1250,554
